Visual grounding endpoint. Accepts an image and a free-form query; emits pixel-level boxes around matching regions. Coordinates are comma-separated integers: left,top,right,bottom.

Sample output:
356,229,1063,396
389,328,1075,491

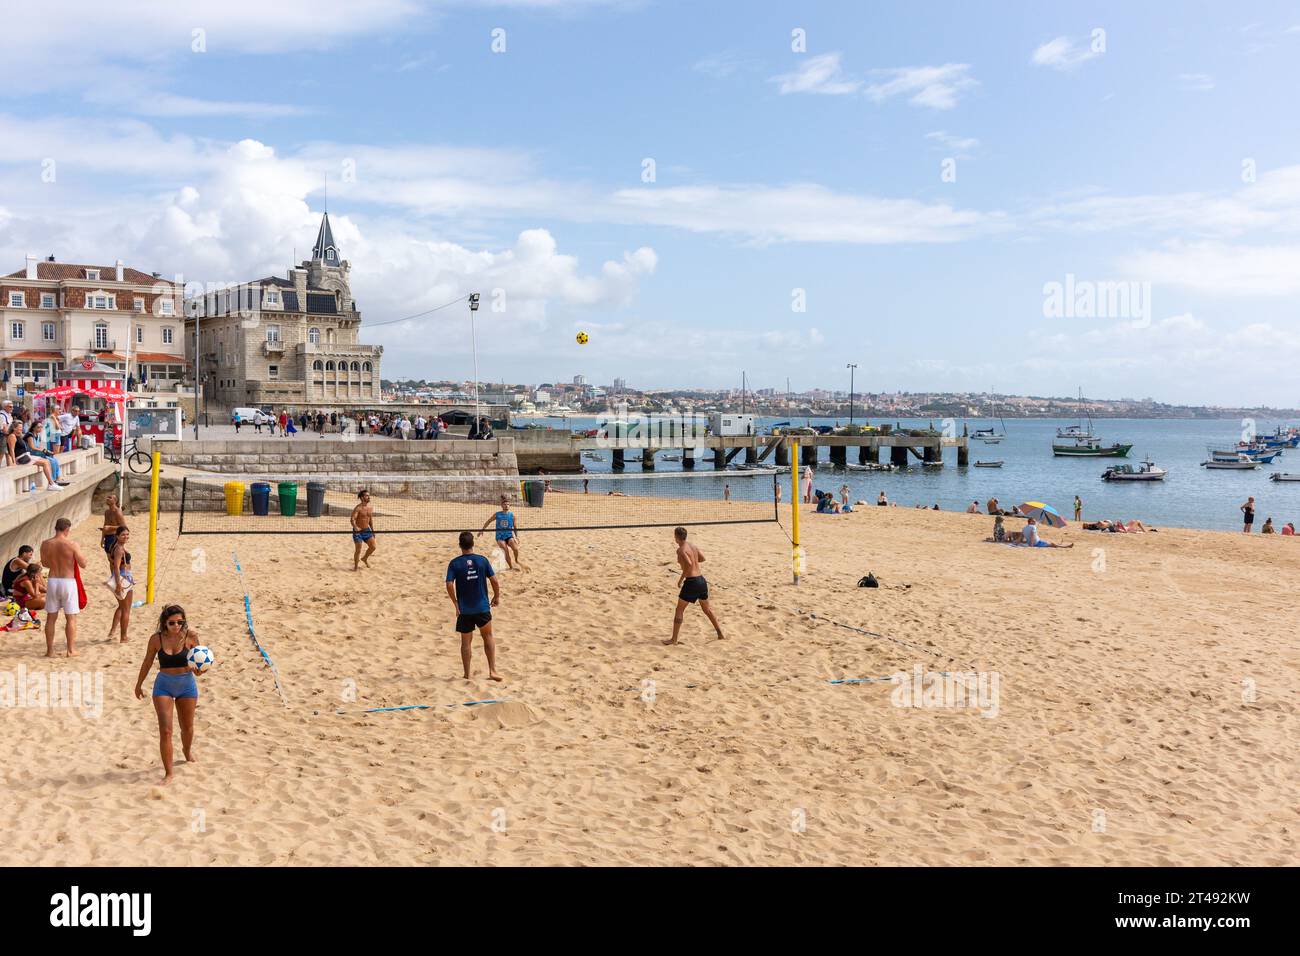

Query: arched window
362,362,372,372
325,360,335,371
350,361,360,371
309,327,320,345
312,360,323,371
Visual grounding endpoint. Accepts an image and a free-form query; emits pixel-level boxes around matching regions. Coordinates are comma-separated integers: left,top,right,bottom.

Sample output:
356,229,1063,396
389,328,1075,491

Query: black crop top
157,636,190,669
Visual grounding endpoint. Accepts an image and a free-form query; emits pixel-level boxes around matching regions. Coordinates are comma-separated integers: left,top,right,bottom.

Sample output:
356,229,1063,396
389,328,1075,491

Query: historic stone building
186,213,383,409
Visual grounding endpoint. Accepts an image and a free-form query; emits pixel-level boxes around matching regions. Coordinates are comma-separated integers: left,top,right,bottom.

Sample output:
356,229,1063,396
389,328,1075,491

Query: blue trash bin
250,481,271,516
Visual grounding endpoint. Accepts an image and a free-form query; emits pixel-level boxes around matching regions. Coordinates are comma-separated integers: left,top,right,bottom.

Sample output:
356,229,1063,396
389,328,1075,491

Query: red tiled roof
134,352,187,363
4,263,177,285
6,350,63,360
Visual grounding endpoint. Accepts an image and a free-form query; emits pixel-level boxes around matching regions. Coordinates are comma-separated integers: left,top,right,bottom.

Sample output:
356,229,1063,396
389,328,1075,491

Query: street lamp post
846,363,858,425
468,293,481,436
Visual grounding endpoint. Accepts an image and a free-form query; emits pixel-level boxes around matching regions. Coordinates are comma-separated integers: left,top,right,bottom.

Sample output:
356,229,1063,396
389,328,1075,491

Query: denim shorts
152,671,198,699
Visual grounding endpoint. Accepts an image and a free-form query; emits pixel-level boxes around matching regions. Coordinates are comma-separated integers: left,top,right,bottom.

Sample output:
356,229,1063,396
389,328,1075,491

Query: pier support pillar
775,442,790,468
682,448,696,470
923,444,940,464
957,443,969,467
713,449,727,470
830,446,847,468
613,449,625,470
800,445,818,466
642,448,656,470
860,444,880,465
890,446,909,468
745,446,758,464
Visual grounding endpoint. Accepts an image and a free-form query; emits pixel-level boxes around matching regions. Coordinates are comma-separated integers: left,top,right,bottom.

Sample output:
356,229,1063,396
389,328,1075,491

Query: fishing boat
847,462,894,472
974,460,1003,468
922,460,945,468
1051,389,1130,456
1201,457,1258,470
1210,448,1281,464
1053,437,1133,458
660,454,682,461
1269,472,1300,482
1102,458,1167,481
582,452,603,461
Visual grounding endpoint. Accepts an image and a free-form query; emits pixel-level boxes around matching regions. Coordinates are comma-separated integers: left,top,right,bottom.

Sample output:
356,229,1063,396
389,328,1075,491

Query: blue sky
2,0,1300,405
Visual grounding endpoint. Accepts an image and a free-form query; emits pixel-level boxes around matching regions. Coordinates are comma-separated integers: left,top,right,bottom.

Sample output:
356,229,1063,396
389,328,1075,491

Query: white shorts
46,577,79,615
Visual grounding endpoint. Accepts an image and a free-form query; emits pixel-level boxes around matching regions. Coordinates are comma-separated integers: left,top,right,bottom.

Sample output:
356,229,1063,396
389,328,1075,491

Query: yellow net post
146,450,161,604
790,439,801,585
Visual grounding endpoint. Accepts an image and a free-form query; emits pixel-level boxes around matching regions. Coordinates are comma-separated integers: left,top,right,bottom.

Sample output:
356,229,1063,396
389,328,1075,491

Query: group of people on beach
232,408,498,442
1239,496,1296,535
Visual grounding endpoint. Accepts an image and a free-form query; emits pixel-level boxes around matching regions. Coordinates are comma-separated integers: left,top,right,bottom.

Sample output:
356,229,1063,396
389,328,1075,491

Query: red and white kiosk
33,359,130,447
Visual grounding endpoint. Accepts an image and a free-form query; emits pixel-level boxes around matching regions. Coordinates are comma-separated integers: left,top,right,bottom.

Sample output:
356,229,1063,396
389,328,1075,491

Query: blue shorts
495,532,514,542
153,671,198,699
1033,540,1050,548
353,528,374,543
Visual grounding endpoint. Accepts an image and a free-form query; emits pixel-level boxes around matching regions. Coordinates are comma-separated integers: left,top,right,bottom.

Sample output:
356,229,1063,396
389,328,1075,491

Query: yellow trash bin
223,481,246,516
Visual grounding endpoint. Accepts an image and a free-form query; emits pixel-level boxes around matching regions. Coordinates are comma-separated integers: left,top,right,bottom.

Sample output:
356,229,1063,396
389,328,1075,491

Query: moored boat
1269,472,1300,482
1053,439,1133,457
1201,457,1258,470
1102,457,1167,481
974,460,1003,468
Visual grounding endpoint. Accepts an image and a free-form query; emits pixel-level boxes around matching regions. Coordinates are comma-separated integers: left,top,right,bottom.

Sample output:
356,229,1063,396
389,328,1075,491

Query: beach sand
1,501,1296,866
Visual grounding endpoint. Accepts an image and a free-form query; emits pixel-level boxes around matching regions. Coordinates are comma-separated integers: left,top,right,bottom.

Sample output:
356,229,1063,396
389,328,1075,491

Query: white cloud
693,51,755,79
865,64,977,110
1178,73,1216,92
1126,240,1300,297
925,131,979,155
1031,36,1101,71
770,53,861,95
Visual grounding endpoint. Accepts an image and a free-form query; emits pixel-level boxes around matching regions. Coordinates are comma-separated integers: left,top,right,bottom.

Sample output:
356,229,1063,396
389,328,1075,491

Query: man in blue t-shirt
445,530,503,681
478,495,523,570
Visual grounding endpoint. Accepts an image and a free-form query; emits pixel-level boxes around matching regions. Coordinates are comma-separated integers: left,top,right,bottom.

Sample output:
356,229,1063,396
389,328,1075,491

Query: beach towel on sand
74,564,87,610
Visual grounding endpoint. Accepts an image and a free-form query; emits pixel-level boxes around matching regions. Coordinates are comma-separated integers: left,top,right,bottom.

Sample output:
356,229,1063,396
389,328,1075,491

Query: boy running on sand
351,489,376,570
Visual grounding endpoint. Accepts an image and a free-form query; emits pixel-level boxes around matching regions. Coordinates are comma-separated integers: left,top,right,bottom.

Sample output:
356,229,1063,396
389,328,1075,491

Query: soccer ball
575,331,589,345
2,601,17,617
187,645,215,673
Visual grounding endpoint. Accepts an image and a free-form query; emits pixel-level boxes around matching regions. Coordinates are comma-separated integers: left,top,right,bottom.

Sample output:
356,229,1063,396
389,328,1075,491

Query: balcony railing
262,339,285,354
88,339,117,352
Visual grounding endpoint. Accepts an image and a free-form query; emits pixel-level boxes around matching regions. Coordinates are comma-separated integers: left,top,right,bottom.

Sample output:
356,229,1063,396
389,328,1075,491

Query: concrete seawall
0,447,116,562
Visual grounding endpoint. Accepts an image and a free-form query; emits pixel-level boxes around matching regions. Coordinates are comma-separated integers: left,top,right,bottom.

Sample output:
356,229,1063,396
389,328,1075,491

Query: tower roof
311,212,340,265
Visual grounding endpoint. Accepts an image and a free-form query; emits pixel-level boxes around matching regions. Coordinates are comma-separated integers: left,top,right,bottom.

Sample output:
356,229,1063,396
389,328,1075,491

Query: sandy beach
1,500,1296,866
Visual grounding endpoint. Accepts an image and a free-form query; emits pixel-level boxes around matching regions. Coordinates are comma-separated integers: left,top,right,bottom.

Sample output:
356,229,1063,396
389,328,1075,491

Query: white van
231,407,273,426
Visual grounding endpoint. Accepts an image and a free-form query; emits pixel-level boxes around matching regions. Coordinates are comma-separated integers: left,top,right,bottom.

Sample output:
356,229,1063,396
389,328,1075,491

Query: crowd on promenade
232,408,496,441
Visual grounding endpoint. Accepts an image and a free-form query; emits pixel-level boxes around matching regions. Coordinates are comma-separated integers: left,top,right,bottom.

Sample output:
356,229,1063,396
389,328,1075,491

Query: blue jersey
494,510,516,539
446,553,495,614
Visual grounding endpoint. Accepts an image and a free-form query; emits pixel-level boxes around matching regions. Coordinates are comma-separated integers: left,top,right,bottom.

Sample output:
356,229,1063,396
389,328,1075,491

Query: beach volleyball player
666,526,724,646
133,604,203,785
478,495,523,570
446,531,503,681
351,489,376,570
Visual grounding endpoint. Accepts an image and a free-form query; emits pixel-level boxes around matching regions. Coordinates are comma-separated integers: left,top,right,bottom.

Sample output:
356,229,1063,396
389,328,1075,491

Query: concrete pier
829,446,847,468
641,448,656,470
613,449,625,470
891,446,910,467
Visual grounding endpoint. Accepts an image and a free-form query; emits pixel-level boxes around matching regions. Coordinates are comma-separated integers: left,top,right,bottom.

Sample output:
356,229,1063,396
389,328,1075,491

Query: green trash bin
278,481,299,517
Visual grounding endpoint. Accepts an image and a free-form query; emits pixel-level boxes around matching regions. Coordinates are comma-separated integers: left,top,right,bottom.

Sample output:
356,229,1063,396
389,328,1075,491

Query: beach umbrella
1018,501,1066,528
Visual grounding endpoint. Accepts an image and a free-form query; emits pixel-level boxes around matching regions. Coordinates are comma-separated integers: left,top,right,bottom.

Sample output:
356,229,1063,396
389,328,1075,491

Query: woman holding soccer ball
133,604,210,785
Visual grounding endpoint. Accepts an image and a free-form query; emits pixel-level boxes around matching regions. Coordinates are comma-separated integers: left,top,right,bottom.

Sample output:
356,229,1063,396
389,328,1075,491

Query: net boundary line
180,518,780,535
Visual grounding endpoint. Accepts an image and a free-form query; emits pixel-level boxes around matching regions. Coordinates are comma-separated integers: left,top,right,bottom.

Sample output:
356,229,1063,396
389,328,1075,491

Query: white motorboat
973,460,1003,468
1269,472,1300,482
1201,458,1258,470
1102,457,1168,481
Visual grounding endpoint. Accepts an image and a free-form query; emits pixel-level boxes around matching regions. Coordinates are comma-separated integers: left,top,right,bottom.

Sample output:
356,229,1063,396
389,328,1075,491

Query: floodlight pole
847,363,858,425
468,293,481,435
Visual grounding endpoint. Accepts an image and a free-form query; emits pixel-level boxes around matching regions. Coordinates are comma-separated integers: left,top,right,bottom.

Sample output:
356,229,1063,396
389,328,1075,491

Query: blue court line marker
232,551,289,707
334,699,509,715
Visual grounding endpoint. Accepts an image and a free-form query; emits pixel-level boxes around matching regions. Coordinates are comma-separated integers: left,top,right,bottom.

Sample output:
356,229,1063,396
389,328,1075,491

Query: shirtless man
40,517,87,657
101,494,126,568
350,488,376,570
666,526,723,646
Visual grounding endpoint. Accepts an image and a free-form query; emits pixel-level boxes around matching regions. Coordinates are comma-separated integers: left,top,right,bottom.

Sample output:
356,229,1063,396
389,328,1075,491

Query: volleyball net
177,469,783,535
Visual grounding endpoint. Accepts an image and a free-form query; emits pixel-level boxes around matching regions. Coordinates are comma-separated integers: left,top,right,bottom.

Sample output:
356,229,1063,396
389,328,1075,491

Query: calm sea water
522,416,1300,532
